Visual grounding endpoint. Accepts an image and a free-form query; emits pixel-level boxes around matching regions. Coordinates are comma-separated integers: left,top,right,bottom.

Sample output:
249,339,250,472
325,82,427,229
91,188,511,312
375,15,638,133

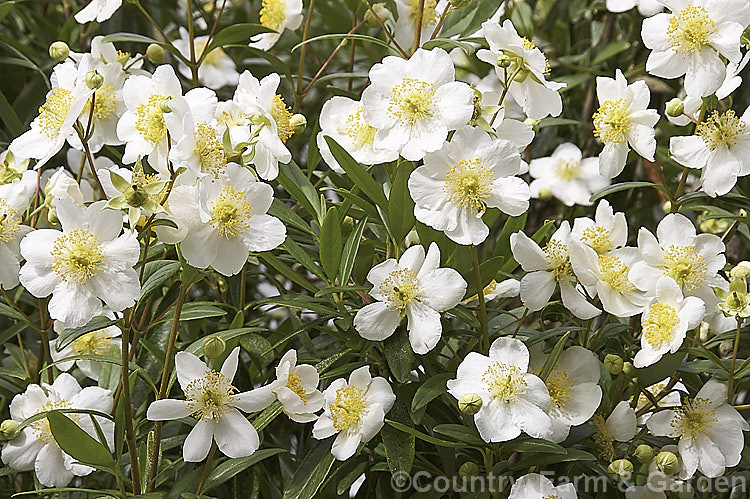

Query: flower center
195,122,227,177
345,106,376,147
210,186,253,239
379,268,421,313
72,330,115,356
598,254,635,297
271,94,294,143
697,110,746,150
185,370,236,421
593,99,631,144
543,240,573,283
330,385,366,432
286,371,307,404
553,159,582,181
388,78,435,128
444,158,495,214
0,200,20,244
38,88,74,139
591,414,614,461
84,85,117,122
581,225,612,254
51,229,104,285
32,399,75,445
409,0,438,26
667,6,715,56
642,302,679,348
546,367,573,409
659,244,707,292
671,398,718,440
482,362,528,403
259,0,286,31
135,94,168,144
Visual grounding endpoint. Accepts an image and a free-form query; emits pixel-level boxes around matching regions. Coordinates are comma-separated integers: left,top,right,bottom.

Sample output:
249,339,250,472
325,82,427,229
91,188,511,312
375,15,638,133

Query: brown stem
294,0,316,112
121,320,142,494
301,20,367,95
411,0,425,54
74,122,107,200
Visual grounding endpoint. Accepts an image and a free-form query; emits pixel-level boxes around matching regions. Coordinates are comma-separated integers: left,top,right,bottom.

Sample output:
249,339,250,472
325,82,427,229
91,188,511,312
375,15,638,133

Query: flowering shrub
2,0,750,497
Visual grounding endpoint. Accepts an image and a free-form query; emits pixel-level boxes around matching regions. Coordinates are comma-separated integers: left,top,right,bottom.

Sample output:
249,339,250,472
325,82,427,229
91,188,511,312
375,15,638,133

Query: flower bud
622,361,636,378
458,461,480,478
665,98,684,118
85,70,105,90
364,3,390,28
146,43,165,64
290,114,307,135
49,41,70,62
458,393,483,415
604,354,623,375
0,420,19,440
496,54,513,68
731,261,750,279
124,185,149,207
662,200,672,213
607,459,634,481
537,187,553,200
633,444,654,463
655,451,678,475
201,336,226,359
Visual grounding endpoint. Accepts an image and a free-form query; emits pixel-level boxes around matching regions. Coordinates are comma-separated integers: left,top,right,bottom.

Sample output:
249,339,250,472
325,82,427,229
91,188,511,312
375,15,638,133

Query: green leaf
338,216,368,286
384,329,414,383
465,255,504,298
324,136,389,210
384,420,469,448
139,260,181,302
589,182,667,203
186,327,267,356
283,439,336,499
411,373,452,413
260,252,319,294
203,23,272,55
538,331,571,382
283,236,326,280
253,400,284,432
0,302,25,322
505,437,567,455
292,33,393,52
56,316,119,350
163,303,227,322
47,411,114,468
381,400,415,485
201,448,286,493
432,424,484,446
278,161,324,223
388,162,416,243
592,41,631,65
337,461,368,495
509,448,595,470
320,206,343,282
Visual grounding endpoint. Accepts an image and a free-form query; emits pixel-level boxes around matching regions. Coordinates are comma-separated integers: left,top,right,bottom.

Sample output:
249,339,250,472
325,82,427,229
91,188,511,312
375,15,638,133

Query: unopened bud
458,461,480,478
604,354,623,375
607,459,634,481
458,393,483,415
655,451,679,475
496,54,513,68
662,201,672,213
524,117,540,133
146,43,165,64
622,361,636,377
633,444,654,463
85,70,104,90
537,187,553,200
665,98,684,118
124,185,149,207
0,420,19,440
49,41,70,62
201,336,226,359
731,261,750,279
364,3,390,28
290,114,307,135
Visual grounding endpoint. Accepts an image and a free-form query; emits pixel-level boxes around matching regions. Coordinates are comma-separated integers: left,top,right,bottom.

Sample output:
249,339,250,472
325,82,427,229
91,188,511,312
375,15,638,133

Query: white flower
593,400,637,448
529,143,609,206
629,213,727,304
447,337,553,442
482,278,520,301
317,96,398,174
529,345,602,443
312,365,396,461
477,20,566,120
646,379,750,478
19,199,140,328
511,222,601,320
116,64,183,173
716,52,750,99
0,171,36,289
173,28,239,89
0,149,30,184
641,0,750,97
266,349,324,423
408,127,529,245
361,48,474,161
606,0,662,16
147,347,274,462
392,0,449,49
50,324,122,381
74,0,122,23
353,243,467,354
570,200,628,256
508,472,578,499
634,277,705,368
669,107,750,197
44,167,86,212
1,373,114,487
162,163,286,276
9,60,94,168
633,378,687,424
592,69,659,178
249,0,303,50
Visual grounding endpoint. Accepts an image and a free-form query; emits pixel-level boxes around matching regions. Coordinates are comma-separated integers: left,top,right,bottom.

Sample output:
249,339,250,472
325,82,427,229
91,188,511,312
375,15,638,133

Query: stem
294,0,316,112
728,318,743,400
146,284,188,491
196,443,217,494
411,0,425,54
472,246,489,355
121,320,142,494
429,5,453,40
301,20,367,95
187,0,199,87
135,1,178,51
671,166,691,211
362,0,409,58
74,122,107,200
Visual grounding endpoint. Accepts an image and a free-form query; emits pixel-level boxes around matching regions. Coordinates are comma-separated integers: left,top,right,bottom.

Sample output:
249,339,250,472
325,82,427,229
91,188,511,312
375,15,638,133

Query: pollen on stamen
553,159,582,181
330,385,366,431
286,371,308,404
697,110,746,151
0,200,20,244
444,158,495,214
379,268,421,313
409,0,438,26
598,254,635,297
194,122,227,177
482,362,528,402
670,397,718,440
543,240,573,282
667,6,716,57
387,78,436,128
345,106,377,147
38,88,74,139
271,94,294,143
259,0,287,31
51,229,104,285
642,302,679,348
185,370,237,421
135,94,168,144
581,225,612,254
209,186,253,239
31,400,76,445
659,244,707,292
593,99,631,144
545,367,573,409
72,330,115,356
